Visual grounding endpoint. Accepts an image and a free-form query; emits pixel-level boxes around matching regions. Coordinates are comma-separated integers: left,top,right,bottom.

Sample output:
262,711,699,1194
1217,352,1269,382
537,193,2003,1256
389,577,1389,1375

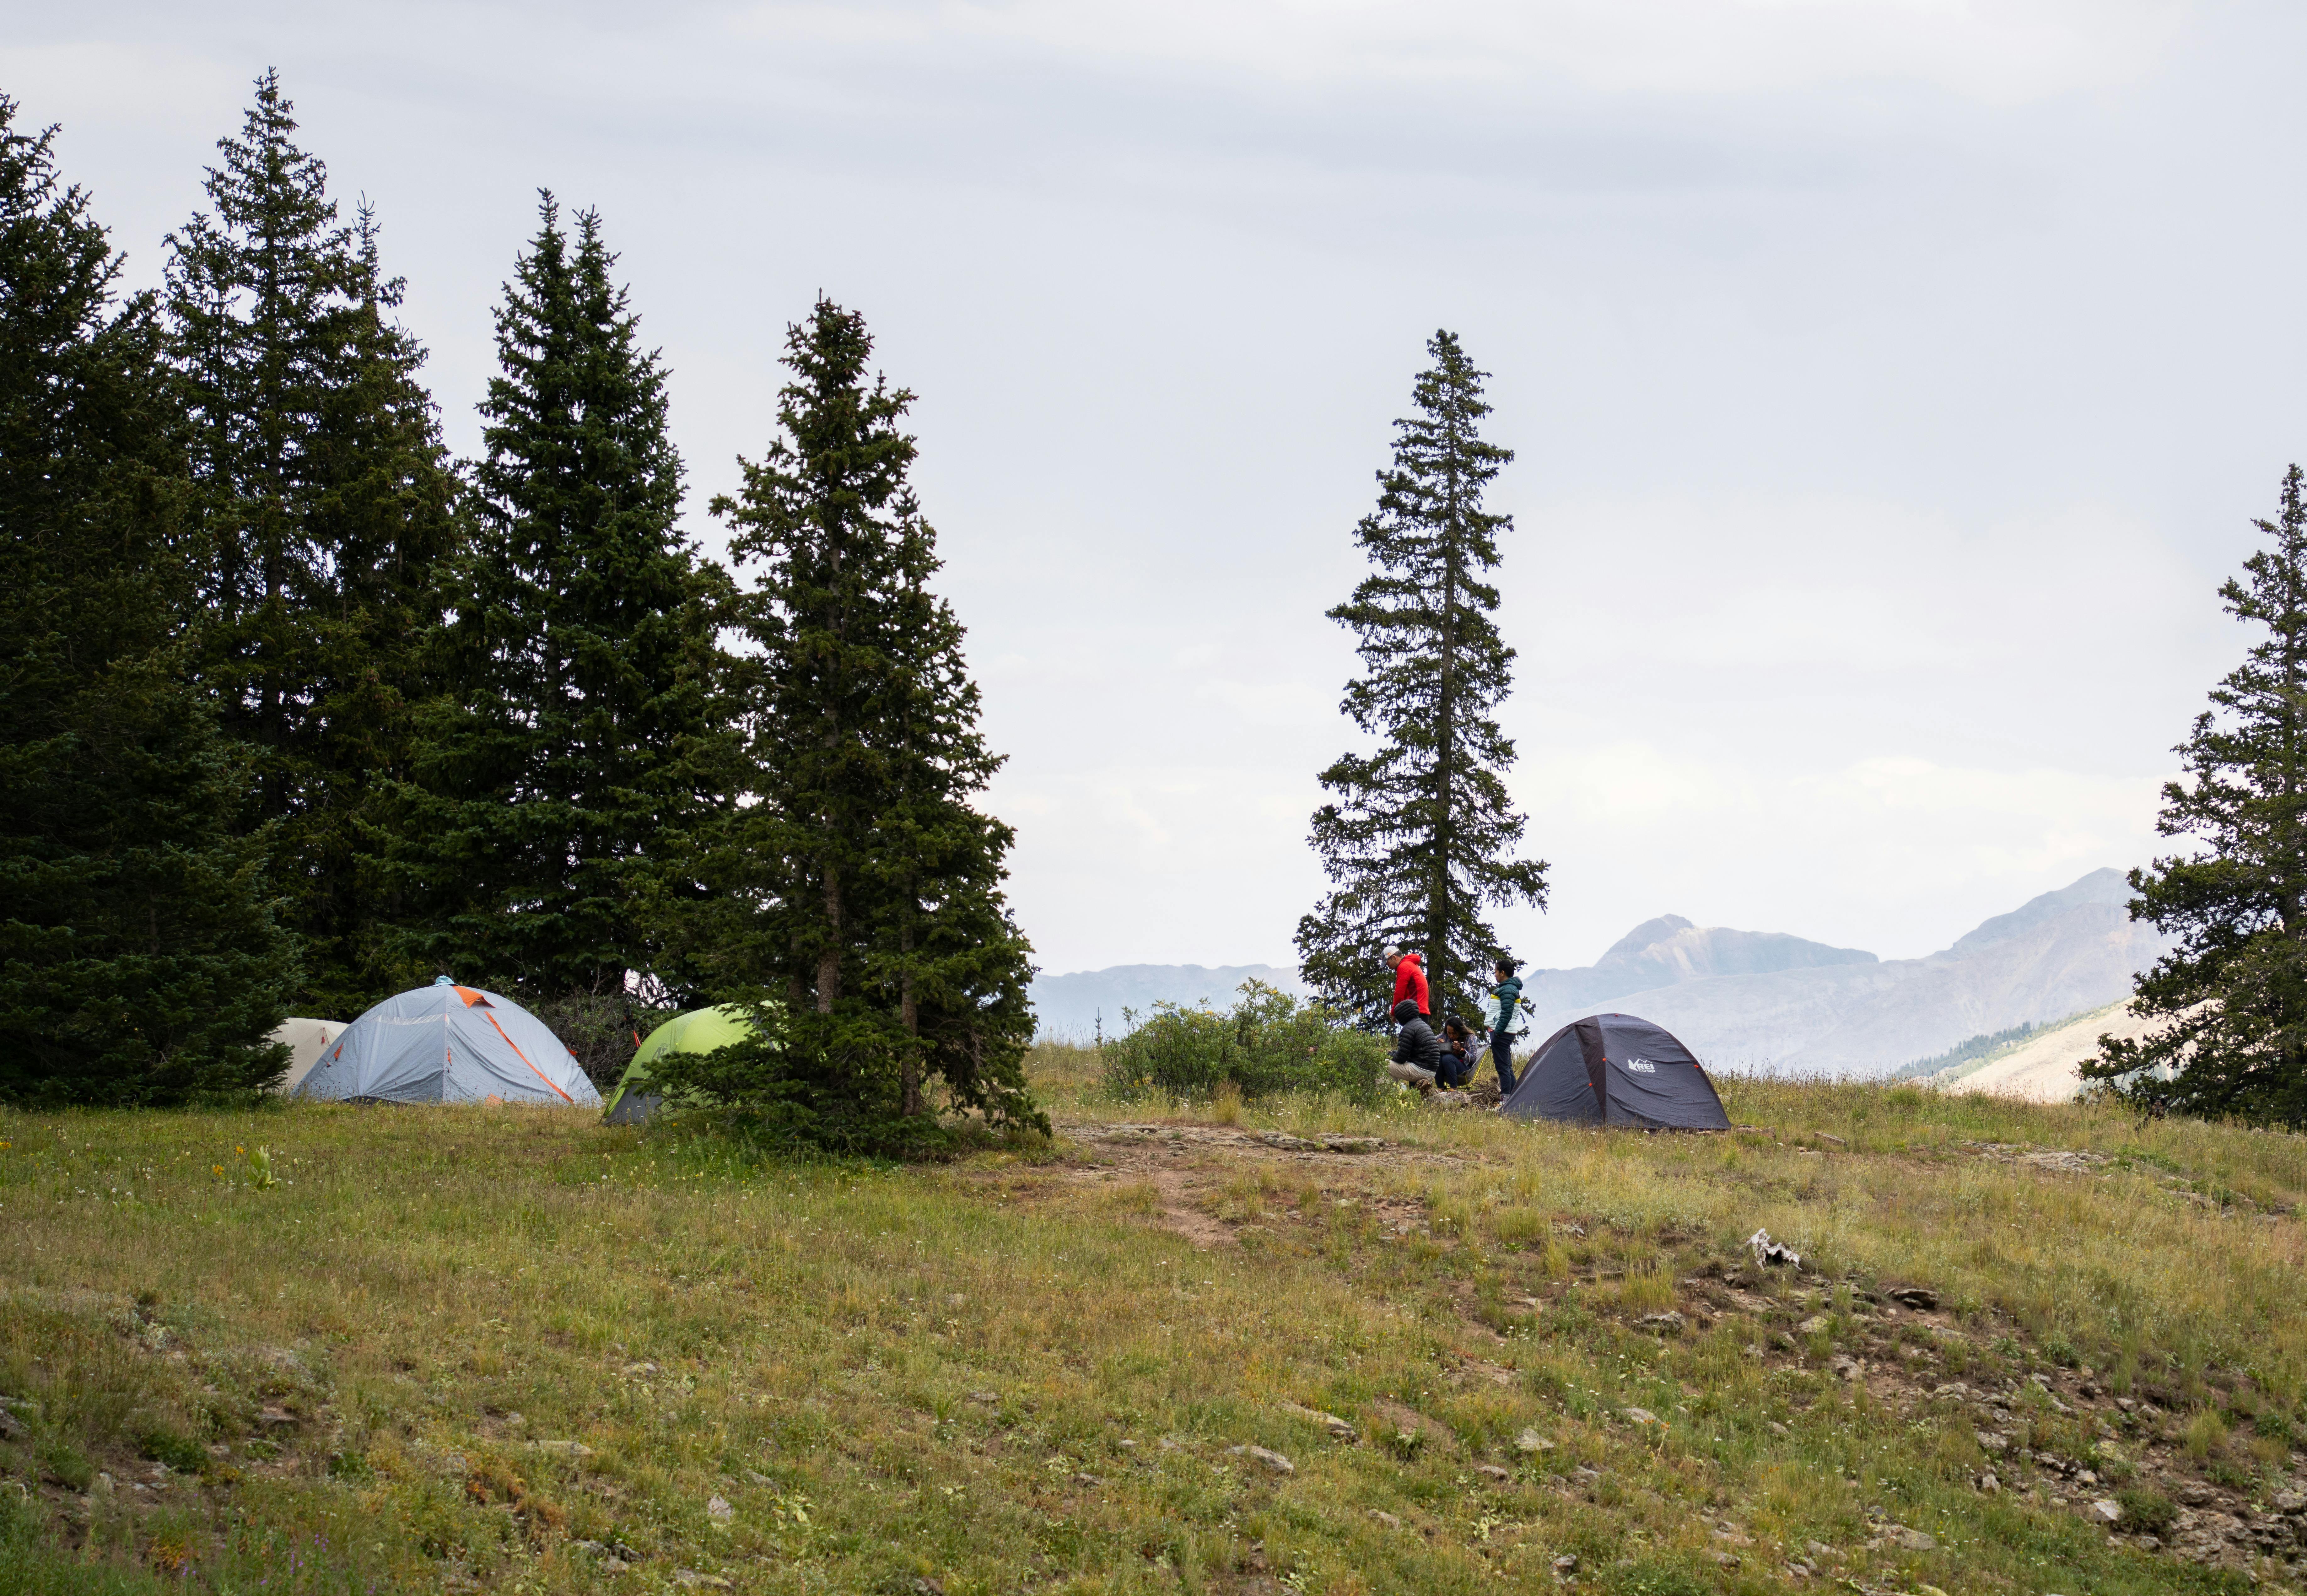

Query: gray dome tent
295,978,599,1108
1501,1013,1729,1130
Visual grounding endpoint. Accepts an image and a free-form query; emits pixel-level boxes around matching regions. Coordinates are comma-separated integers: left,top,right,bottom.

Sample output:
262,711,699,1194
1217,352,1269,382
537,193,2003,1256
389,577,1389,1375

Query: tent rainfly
604,1005,760,1125
1500,1012,1730,1130
295,977,600,1107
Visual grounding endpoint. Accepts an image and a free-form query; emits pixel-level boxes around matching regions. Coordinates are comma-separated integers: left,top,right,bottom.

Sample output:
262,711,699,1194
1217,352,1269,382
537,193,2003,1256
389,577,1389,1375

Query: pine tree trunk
1296,330,1545,1029
1431,430,1463,1014
900,917,922,1117
2286,568,2304,1086
816,860,843,1012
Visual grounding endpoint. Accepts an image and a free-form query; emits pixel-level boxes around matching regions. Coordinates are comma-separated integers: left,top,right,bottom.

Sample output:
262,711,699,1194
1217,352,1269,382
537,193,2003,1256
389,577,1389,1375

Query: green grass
0,1052,2301,1593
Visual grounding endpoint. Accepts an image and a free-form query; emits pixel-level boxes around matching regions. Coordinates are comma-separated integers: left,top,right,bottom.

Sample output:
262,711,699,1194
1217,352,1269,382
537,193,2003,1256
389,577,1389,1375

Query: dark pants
1490,1031,1517,1093
1449,1042,1485,1093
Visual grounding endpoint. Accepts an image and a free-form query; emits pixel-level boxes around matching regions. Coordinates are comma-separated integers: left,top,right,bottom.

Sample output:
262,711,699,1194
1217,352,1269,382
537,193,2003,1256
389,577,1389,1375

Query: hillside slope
2,1075,2301,1594
1946,1000,2169,1102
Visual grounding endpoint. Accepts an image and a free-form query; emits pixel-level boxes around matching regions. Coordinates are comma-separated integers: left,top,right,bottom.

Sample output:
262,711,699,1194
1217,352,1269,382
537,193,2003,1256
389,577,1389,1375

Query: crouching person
1438,1018,1481,1089
1385,999,1443,1088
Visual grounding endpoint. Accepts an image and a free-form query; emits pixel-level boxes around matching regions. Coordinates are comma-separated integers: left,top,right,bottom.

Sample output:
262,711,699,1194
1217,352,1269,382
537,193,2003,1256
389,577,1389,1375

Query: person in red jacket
1383,945,1429,1017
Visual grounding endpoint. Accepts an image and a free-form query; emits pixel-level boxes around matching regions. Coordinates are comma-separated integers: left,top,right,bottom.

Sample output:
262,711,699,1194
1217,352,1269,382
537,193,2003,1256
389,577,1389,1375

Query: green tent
603,1006,761,1124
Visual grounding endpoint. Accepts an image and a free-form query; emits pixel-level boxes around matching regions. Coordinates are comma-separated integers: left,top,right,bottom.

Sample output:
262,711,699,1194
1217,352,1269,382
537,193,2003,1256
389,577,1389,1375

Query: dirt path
1040,1120,1464,1248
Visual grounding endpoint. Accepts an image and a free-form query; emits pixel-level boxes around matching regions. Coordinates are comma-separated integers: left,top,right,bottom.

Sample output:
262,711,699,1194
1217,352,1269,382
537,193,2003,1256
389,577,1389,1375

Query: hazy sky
12,1,2304,975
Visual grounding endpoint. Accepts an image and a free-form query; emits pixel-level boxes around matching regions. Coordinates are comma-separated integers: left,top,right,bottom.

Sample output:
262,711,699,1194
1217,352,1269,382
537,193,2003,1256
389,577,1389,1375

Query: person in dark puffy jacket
1385,998,1442,1086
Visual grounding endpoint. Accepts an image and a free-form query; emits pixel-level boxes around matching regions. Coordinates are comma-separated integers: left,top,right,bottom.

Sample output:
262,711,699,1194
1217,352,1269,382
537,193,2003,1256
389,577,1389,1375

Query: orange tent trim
481,1009,574,1104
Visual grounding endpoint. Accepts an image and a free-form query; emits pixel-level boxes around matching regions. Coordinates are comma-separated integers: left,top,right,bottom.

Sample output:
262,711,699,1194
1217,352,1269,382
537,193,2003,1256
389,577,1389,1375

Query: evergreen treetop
718,299,927,1014
388,193,715,1011
855,465,1037,1124
165,69,461,1015
0,96,296,1103
1296,330,1547,1025
2085,465,2307,1125
656,299,1040,1145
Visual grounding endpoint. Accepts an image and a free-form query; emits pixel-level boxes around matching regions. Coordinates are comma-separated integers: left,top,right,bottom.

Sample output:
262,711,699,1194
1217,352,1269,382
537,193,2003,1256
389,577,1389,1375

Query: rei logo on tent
1624,1058,1659,1074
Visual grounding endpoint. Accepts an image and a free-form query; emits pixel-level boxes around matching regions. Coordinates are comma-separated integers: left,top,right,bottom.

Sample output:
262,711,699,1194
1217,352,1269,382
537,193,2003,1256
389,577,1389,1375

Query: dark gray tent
1501,1012,1729,1130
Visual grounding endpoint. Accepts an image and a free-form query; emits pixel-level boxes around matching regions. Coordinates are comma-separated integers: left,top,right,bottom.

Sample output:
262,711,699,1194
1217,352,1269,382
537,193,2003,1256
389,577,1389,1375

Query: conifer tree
165,70,461,1014
0,98,296,1103
1296,331,1548,1026
656,299,1040,1145
859,500,1039,1126
390,195,715,1013
2084,465,2307,1125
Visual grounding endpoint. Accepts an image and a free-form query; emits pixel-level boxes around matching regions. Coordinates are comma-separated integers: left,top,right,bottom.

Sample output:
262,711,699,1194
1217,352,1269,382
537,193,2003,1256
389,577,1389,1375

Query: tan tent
269,1017,348,1093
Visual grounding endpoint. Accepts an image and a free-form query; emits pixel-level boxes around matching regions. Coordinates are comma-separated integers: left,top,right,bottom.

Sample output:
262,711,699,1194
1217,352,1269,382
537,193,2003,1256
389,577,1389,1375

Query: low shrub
1099,981,1389,1103
38,1439,92,1493
1494,1207,1549,1245
2116,1484,2178,1535
135,1422,207,1475
2183,1408,2230,1460
2207,1456,2256,1489
1615,1267,1676,1315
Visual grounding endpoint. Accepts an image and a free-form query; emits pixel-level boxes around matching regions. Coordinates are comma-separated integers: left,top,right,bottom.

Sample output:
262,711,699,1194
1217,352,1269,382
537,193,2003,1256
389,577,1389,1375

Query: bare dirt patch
1031,1119,1463,1248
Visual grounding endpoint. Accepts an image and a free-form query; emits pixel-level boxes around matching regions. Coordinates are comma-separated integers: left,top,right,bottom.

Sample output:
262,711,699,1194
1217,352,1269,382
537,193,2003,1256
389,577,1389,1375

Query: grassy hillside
2,1052,2303,1595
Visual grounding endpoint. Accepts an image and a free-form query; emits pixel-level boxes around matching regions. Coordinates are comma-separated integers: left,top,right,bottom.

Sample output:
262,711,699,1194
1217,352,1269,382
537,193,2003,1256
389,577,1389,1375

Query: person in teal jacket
1484,957,1524,1093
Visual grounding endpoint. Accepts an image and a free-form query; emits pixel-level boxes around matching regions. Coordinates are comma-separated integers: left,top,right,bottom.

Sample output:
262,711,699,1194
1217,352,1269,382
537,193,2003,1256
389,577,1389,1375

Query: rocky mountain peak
1597,915,1695,962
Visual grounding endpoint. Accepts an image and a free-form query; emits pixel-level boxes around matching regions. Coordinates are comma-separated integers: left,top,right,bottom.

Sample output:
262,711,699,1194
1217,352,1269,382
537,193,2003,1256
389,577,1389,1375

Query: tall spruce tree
165,70,461,1015
656,299,1040,1145
2083,465,2307,1125
1296,330,1547,1026
0,98,296,1103
389,195,715,1018
859,491,1038,1125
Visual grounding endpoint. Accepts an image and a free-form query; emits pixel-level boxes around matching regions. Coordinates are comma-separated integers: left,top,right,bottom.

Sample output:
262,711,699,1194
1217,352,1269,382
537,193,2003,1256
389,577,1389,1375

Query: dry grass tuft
1209,1078,1245,1125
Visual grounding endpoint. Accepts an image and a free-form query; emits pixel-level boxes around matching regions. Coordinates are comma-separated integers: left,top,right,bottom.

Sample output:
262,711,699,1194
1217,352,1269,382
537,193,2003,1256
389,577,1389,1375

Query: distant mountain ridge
1521,917,1876,1015
1031,869,2163,1076
1515,868,2164,1076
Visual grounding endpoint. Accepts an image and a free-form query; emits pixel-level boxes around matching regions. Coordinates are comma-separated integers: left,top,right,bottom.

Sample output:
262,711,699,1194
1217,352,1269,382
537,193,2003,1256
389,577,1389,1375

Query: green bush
2206,1457,2255,1489
1100,981,1389,1103
0,1506,172,1593
37,1440,91,1493
135,1422,206,1475
2116,1484,2177,1535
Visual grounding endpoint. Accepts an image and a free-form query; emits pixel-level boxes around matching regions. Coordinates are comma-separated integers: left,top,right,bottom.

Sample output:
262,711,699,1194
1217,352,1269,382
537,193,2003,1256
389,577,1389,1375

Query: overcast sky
11,1,2304,975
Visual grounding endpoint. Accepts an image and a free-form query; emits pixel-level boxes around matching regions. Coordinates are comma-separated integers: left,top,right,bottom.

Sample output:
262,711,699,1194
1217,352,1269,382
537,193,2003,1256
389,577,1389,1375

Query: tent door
1574,1019,1610,1118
